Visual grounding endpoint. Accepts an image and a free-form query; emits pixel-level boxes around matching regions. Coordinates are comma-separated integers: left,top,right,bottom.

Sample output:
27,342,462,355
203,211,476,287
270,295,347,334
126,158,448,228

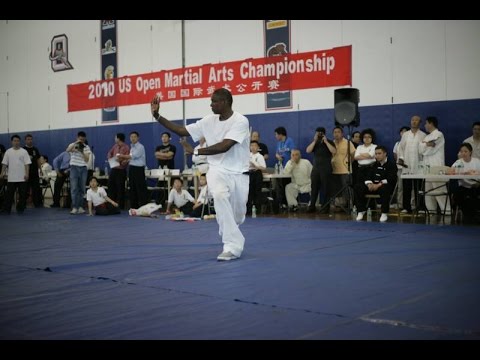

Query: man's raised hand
151,95,160,118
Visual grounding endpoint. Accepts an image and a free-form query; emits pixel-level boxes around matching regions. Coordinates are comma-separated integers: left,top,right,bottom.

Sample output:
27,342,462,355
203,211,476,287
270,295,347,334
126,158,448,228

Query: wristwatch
194,149,199,156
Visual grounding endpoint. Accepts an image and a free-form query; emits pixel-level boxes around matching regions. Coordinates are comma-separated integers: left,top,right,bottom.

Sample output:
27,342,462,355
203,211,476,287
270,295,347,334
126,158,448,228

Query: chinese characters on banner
68,45,352,113
101,20,118,123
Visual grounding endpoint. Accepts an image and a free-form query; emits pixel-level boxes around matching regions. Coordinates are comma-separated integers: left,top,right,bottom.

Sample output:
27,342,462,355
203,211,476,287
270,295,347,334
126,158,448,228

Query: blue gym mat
0,209,479,339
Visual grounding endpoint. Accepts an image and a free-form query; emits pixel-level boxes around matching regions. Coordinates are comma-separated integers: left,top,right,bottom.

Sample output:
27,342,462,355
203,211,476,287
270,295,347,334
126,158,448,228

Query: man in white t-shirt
151,88,250,261
0,134,31,214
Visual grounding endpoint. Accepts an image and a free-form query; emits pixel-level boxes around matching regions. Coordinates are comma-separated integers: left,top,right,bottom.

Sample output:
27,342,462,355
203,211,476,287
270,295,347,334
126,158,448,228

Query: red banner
67,45,351,112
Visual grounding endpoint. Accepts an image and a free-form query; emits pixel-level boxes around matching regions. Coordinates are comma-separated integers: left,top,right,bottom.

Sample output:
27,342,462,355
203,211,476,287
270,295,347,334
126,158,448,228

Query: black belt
242,171,250,175
196,163,207,165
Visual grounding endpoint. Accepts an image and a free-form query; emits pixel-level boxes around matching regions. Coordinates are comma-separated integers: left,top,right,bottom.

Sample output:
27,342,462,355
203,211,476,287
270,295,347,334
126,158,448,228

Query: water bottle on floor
367,208,372,222
252,205,257,218
352,205,357,220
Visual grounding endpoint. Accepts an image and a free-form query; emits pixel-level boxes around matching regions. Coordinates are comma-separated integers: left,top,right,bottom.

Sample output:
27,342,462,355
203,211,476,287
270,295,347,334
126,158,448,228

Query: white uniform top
419,129,445,167
249,152,266,170
463,136,480,159
393,141,402,170
2,147,31,182
186,111,250,174
284,158,313,192
398,129,426,173
451,157,480,188
86,187,108,207
168,189,195,208
354,144,377,166
40,163,53,178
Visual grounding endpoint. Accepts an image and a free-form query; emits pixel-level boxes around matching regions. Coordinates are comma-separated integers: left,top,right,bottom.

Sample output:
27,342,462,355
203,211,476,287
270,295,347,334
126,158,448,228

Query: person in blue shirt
51,151,71,208
273,127,295,210
274,126,295,167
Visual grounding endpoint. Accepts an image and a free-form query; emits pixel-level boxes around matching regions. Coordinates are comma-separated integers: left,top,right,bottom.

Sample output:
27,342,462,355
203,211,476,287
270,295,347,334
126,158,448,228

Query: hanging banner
101,20,118,123
264,20,291,110
68,45,352,113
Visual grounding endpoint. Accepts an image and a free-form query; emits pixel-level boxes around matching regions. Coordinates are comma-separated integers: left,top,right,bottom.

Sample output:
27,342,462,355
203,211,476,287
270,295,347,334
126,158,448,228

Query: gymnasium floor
0,207,479,339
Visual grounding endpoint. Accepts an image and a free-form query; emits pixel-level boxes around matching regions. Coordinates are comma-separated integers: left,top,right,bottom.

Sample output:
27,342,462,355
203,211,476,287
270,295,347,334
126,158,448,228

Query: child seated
191,173,211,218
166,177,195,215
86,177,120,216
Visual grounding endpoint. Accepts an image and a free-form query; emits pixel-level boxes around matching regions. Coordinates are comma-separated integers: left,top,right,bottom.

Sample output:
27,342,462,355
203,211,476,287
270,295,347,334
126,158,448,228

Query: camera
74,142,85,152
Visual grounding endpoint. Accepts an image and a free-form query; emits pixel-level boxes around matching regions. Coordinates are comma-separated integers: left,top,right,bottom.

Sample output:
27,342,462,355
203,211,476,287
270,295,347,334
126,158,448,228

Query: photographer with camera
306,127,336,213
66,131,91,214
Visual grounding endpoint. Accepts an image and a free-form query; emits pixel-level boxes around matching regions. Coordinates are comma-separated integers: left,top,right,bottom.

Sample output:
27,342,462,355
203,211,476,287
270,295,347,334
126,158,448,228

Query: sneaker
380,213,388,222
356,212,365,221
290,205,298,212
217,251,239,261
77,207,85,214
70,208,78,214
400,209,411,214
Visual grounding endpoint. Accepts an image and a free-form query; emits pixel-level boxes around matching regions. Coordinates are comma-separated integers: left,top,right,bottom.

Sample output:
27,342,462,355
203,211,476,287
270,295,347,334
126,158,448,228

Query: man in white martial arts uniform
150,88,250,261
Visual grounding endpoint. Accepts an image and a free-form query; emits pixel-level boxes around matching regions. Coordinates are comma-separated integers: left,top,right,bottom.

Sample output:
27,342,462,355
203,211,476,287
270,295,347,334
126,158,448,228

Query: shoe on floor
356,212,365,221
217,251,239,261
77,207,85,214
70,208,78,214
380,213,388,222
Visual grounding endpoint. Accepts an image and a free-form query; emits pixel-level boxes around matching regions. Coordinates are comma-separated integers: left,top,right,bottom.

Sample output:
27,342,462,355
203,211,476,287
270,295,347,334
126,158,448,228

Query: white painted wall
0,20,479,133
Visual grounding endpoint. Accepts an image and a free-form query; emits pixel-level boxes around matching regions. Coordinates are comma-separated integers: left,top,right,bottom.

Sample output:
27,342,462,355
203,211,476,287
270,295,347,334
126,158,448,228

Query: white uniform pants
424,181,451,213
207,167,249,257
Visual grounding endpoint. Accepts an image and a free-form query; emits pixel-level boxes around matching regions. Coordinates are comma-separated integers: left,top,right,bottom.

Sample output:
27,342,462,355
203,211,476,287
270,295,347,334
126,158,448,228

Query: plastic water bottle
279,162,284,174
417,161,424,175
275,163,279,174
104,161,109,176
352,205,357,220
367,208,372,222
456,162,464,174
252,205,257,218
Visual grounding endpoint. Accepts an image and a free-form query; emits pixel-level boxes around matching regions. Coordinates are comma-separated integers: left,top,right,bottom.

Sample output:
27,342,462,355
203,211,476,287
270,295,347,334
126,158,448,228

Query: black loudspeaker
334,88,360,127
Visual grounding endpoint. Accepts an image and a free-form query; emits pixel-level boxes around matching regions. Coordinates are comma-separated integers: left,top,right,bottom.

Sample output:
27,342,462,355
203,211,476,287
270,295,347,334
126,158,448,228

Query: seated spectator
354,146,397,222
191,174,212,217
192,137,209,175
166,178,195,215
448,143,480,223
86,177,120,216
353,128,377,186
283,149,313,211
39,155,53,184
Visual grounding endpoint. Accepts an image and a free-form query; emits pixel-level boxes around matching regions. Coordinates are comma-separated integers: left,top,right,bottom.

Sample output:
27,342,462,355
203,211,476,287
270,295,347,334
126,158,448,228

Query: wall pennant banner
50,34,74,72
264,20,292,110
68,45,352,112
101,20,118,123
